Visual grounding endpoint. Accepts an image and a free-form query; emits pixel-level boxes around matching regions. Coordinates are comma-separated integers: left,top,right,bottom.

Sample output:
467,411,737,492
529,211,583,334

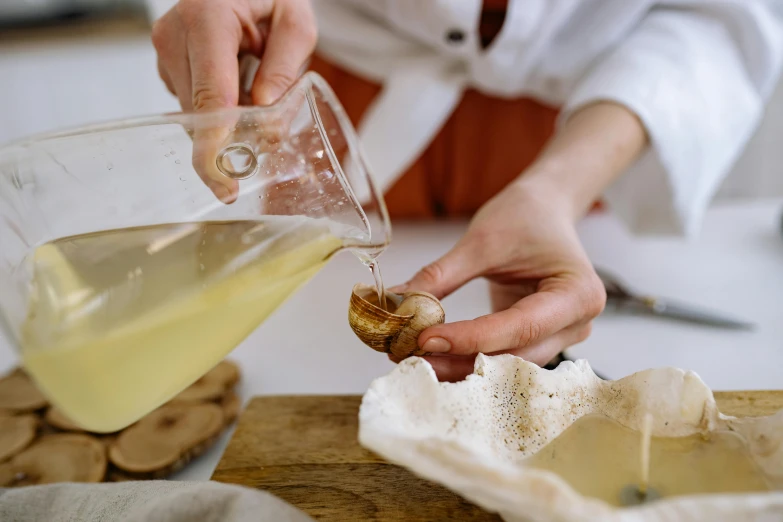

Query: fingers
394,241,484,300
186,24,241,202
416,322,593,382
184,3,243,111
157,57,176,96
418,272,605,356
154,0,315,109
152,12,194,110
152,0,315,202
420,355,476,383
185,7,243,201
251,0,317,105
191,114,240,203
153,0,246,200
510,321,593,366
171,1,245,199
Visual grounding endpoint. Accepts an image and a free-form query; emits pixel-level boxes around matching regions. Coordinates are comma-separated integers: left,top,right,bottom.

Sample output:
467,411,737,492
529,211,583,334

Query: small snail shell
348,283,446,359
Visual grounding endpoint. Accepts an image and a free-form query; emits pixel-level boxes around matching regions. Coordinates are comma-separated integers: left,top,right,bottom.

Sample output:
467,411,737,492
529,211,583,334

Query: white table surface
0,11,781,483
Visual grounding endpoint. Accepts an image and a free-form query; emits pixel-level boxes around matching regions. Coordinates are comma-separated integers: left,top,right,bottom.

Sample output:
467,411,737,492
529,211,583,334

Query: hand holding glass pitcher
149,0,658,381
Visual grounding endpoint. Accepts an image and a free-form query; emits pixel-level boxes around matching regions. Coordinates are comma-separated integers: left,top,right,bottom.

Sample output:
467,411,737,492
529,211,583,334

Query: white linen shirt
310,0,783,236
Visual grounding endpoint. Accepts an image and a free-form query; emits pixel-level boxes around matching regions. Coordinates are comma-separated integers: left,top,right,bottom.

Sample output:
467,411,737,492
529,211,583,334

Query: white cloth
311,0,783,236
0,481,314,522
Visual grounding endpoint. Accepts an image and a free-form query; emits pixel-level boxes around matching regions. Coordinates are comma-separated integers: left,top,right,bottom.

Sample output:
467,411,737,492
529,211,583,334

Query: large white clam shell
358,354,783,522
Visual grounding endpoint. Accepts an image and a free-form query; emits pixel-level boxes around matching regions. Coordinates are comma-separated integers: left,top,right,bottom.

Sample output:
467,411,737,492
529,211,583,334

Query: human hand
152,0,316,110
151,0,317,201
390,178,606,382
387,101,647,382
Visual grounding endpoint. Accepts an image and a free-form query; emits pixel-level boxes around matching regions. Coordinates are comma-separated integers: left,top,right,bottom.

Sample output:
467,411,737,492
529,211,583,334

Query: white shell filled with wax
358,354,783,522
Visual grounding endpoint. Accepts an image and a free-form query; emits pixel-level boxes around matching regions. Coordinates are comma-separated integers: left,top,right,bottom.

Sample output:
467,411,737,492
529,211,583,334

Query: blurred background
0,0,175,141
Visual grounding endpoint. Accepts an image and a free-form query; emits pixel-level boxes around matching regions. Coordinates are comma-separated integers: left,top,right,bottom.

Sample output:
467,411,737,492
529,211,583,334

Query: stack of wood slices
0,360,241,485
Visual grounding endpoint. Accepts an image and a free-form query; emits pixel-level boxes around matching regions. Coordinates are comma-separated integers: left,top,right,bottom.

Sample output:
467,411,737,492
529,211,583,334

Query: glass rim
305,73,391,254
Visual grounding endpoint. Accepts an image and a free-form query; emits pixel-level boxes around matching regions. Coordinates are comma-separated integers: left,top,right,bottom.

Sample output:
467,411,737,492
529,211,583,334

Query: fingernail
388,283,408,293
257,86,283,106
422,337,451,353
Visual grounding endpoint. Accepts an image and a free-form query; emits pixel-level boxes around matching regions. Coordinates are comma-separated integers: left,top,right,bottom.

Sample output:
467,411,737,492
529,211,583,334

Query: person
149,0,783,381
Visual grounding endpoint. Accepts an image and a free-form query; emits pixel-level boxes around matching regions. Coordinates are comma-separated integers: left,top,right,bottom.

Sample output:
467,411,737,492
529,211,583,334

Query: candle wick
639,412,653,495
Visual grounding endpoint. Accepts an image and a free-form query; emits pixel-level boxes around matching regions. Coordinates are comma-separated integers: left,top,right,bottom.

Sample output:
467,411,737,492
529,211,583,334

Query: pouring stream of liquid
369,261,387,311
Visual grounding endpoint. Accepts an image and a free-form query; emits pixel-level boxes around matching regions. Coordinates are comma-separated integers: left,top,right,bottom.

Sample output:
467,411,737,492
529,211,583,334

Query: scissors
594,267,756,330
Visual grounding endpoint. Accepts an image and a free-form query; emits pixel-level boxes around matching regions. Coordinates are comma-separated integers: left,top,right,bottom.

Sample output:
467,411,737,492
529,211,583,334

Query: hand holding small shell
348,283,445,359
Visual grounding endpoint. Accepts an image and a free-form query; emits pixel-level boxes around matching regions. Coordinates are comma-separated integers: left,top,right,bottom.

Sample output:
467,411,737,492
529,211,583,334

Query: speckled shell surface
358,354,783,522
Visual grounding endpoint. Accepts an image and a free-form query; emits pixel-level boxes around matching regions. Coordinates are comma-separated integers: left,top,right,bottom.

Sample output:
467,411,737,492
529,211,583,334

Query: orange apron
308,0,564,220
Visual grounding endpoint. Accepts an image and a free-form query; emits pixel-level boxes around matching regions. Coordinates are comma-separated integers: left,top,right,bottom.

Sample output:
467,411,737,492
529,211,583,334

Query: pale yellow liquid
526,414,770,506
20,217,344,432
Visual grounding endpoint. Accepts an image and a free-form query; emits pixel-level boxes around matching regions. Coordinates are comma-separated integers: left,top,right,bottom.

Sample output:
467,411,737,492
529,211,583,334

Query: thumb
394,243,480,300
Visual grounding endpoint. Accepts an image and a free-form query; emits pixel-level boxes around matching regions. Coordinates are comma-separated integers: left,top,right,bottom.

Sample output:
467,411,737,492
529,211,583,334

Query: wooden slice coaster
172,360,241,402
44,407,84,432
0,433,106,486
0,414,39,462
221,390,242,425
98,435,116,455
108,402,224,479
1,358,241,486
0,369,48,412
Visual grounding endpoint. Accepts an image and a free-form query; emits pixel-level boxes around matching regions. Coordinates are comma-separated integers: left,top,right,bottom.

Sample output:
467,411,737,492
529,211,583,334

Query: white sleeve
560,1,783,236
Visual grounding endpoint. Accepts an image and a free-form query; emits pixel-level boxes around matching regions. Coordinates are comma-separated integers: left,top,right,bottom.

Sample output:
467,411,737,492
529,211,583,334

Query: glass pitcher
0,72,391,433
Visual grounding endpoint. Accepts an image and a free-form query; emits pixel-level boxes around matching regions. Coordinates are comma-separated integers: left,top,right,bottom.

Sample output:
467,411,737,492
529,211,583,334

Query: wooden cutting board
211,391,783,521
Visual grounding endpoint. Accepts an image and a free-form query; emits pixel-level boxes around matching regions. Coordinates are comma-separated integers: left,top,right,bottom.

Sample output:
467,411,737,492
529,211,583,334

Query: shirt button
445,29,466,44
